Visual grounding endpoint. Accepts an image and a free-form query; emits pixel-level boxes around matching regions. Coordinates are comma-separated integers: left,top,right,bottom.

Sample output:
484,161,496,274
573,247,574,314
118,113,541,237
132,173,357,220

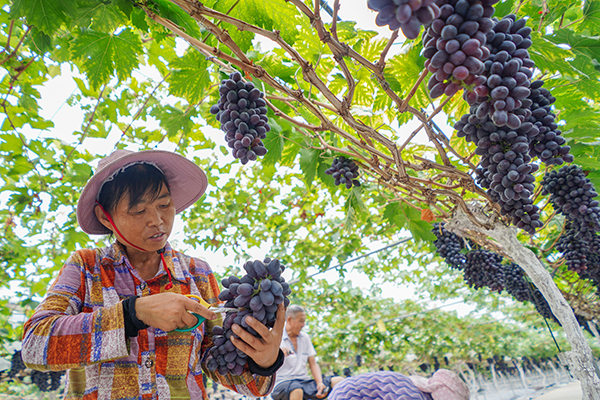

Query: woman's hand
135,293,217,332
230,303,285,368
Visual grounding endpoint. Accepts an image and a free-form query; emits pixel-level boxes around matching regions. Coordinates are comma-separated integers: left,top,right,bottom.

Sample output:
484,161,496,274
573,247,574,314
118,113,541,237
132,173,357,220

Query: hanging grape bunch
431,222,467,269
455,105,542,235
526,80,573,165
556,221,592,274
210,71,269,164
367,0,441,40
541,165,600,231
206,257,292,376
502,263,532,302
462,249,505,292
423,0,499,98
325,156,361,189
467,15,534,129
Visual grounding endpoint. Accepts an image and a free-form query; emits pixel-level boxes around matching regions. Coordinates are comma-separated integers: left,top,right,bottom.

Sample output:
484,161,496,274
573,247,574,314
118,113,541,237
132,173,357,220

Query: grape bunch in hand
206,258,291,376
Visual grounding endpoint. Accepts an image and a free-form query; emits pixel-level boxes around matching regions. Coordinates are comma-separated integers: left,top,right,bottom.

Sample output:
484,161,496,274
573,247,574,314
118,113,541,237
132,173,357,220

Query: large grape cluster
367,0,441,40
431,222,466,269
462,249,505,292
467,15,534,129
541,165,600,231
206,258,291,376
325,156,361,189
210,71,269,164
526,80,574,165
503,262,532,302
423,0,499,98
456,106,541,234
556,222,591,274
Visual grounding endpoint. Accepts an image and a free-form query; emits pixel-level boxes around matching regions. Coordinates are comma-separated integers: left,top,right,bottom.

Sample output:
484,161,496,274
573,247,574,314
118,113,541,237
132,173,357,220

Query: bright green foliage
1,0,600,378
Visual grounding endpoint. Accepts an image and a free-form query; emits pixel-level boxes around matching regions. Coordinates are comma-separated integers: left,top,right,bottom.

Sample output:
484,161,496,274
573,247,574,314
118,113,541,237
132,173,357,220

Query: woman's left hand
230,303,285,368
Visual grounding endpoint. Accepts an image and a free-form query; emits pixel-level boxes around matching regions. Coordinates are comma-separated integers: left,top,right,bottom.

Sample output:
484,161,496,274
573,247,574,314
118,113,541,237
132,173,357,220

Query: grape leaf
10,0,75,35
168,50,210,104
299,148,320,187
581,0,600,35
548,29,600,63
70,28,143,89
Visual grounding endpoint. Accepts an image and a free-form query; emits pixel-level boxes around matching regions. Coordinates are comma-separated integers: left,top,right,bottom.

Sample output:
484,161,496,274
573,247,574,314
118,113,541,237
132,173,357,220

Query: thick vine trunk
446,204,600,399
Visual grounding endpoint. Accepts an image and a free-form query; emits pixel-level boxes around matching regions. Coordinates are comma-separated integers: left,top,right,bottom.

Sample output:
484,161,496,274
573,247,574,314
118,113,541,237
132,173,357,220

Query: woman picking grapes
21,149,285,399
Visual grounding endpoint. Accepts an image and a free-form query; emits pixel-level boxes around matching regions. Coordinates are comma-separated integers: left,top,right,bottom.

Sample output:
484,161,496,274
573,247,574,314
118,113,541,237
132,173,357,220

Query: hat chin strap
95,201,173,290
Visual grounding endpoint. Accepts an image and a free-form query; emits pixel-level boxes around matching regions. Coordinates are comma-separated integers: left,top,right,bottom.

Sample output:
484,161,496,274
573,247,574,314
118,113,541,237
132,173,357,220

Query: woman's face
101,183,175,253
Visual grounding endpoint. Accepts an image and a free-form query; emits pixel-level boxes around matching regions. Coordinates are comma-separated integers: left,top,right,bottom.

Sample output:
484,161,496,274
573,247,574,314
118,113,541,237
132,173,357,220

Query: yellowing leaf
377,319,386,333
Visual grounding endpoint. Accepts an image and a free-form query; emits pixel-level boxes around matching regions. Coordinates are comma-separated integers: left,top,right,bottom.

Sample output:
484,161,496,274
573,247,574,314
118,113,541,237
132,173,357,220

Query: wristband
123,296,149,337
248,349,285,376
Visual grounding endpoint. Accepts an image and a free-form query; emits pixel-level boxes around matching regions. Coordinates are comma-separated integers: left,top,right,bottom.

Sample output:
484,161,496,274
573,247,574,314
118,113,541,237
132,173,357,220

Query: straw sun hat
76,149,208,235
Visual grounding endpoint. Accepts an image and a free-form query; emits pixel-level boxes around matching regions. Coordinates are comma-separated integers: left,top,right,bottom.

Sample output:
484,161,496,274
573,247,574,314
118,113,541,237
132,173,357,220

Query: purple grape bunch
210,71,269,164
367,0,442,40
206,257,292,376
503,262,532,302
423,0,499,98
556,221,592,274
541,165,600,231
431,222,467,269
462,249,505,292
467,15,534,129
325,156,361,189
455,105,542,234
526,80,573,165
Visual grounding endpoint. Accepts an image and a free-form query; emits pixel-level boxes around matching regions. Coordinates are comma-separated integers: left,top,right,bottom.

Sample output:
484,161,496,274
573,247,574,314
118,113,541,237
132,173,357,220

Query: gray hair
286,304,305,319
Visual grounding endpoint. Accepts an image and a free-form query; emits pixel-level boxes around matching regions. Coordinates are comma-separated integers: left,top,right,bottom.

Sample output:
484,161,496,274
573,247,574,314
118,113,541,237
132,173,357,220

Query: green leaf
493,0,517,21
28,27,53,55
582,0,600,35
299,148,320,187
10,0,76,35
408,219,435,243
151,0,201,38
261,120,286,165
548,29,600,63
70,28,143,89
167,50,210,104
383,69,402,93
74,0,127,31
383,202,407,229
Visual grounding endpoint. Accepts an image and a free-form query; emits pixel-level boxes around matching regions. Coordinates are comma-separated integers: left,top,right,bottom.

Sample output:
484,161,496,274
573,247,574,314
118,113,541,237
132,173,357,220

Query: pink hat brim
76,150,208,235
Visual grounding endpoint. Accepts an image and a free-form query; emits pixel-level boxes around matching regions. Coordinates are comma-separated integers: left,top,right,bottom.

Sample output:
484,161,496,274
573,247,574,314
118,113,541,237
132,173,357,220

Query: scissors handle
174,294,210,332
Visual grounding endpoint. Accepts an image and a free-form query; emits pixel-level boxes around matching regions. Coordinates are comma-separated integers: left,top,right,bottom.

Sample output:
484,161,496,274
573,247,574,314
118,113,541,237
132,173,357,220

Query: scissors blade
208,307,239,313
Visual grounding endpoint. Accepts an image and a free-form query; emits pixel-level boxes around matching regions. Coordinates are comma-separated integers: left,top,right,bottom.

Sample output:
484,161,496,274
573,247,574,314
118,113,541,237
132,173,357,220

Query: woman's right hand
135,293,217,332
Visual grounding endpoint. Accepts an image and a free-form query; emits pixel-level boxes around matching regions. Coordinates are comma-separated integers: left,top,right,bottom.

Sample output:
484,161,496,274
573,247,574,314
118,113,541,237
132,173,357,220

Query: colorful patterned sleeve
21,250,129,371
191,258,276,397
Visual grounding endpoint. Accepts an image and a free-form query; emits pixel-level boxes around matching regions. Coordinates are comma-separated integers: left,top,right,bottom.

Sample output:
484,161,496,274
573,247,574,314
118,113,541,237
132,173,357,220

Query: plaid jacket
21,242,275,399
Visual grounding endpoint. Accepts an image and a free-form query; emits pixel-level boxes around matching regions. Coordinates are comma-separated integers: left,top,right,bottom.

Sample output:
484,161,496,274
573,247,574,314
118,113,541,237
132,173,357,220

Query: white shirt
274,329,317,386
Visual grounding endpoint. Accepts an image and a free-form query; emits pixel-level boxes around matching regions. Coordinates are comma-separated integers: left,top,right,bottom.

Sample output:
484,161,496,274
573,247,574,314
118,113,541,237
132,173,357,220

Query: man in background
271,305,344,400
